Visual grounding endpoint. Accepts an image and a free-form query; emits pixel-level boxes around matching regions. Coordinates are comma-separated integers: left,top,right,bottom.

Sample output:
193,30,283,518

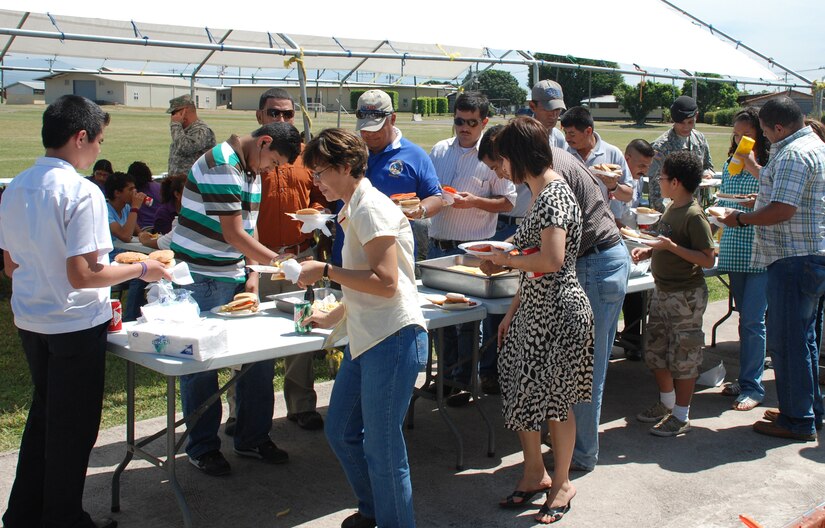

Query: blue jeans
573,242,630,470
325,325,427,528
728,271,768,401
427,241,478,384
123,278,147,322
766,256,825,435
179,275,276,458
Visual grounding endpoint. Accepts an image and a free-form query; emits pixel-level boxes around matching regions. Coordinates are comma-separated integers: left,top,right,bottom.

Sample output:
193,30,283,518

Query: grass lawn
0,105,735,452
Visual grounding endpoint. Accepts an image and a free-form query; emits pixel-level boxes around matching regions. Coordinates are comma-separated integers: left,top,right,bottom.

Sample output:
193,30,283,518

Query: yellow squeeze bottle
728,136,755,176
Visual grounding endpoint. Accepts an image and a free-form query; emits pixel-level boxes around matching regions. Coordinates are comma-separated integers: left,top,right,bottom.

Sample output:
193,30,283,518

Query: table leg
434,327,464,470
406,330,436,430
469,325,495,458
164,375,192,528
111,361,135,513
711,275,734,347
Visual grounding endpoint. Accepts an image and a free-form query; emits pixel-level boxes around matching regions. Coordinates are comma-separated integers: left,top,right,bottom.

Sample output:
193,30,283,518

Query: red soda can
108,300,123,332
143,195,154,207
520,247,545,279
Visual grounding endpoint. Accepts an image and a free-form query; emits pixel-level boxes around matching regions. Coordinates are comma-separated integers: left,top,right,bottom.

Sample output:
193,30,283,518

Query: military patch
388,159,404,176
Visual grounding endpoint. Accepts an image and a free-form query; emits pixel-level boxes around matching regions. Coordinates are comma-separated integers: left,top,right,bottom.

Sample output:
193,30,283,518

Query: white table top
108,298,487,376
114,236,154,255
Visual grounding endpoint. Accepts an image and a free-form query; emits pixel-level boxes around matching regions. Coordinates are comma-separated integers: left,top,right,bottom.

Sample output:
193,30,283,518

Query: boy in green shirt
631,151,716,436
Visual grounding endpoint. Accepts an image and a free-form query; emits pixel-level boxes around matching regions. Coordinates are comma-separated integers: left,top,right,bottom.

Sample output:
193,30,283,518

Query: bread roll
295,208,320,215
148,249,174,266
115,252,148,264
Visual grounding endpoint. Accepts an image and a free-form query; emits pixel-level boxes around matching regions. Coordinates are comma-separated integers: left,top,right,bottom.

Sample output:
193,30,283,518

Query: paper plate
714,194,751,204
286,213,336,222
457,241,515,256
209,306,262,318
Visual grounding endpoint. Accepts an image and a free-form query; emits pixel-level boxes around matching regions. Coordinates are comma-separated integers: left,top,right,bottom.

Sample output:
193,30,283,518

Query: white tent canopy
0,0,779,82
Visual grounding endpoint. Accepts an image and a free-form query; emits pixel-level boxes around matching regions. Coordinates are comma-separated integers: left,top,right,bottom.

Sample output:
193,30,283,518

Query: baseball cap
670,96,698,122
355,90,394,132
166,94,194,114
531,80,566,111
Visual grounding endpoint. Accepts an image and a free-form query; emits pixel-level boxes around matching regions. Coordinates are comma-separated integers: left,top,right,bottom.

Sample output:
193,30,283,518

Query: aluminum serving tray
268,287,342,314
418,255,518,298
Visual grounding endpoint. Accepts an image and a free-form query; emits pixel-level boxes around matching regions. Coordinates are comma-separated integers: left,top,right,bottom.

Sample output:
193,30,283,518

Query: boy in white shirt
0,95,170,528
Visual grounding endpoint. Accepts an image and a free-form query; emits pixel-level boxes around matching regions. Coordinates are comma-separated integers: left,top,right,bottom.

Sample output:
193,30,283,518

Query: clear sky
670,0,825,82
2,1,822,90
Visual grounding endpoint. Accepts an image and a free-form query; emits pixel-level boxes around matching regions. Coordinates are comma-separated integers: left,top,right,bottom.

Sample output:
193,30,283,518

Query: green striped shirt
171,141,261,282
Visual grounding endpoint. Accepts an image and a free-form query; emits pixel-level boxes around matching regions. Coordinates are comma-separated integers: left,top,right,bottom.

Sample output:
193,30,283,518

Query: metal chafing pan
418,255,518,298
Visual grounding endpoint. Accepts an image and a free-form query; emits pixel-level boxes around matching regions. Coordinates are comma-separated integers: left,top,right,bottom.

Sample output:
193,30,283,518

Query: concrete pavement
1,299,823,527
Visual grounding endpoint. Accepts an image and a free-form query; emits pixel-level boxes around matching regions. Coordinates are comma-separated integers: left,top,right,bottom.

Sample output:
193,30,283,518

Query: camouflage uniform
646,128,714,212
167,119,216,176
644,284,708,379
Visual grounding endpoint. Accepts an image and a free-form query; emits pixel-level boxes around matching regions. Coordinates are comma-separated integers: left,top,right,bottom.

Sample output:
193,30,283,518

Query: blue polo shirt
331,129,441,266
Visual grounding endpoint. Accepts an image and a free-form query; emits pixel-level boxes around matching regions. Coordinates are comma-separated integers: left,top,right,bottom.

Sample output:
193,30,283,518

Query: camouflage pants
644,284,708,379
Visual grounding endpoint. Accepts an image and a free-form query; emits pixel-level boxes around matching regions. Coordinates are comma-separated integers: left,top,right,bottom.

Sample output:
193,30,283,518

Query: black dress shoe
288,411,324,431
341,511,376,528
93,517,118,528
224,417,236,437
446,391,472,407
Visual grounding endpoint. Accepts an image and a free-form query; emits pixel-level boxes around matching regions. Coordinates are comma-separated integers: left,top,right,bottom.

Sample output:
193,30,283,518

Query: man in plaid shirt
720,97,825,441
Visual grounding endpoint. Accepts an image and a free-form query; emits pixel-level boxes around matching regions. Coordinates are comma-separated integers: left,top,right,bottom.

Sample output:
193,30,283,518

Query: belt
432,239,463,251
272,239,313,255
498,214,524,226
580,238,621,258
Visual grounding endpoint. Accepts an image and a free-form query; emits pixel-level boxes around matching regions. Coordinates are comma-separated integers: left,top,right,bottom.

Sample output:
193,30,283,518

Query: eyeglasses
454,117,481,128
265,108,295,120
356,109,392,119
312,166,333,182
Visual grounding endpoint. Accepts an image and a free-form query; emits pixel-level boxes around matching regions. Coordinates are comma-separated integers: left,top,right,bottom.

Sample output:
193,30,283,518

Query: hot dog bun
707,206,726,218
635,206,658,215
295,208,320,215
397,197,421,208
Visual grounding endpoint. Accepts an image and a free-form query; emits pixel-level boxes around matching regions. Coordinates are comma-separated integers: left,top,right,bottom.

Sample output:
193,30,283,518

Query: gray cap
355,90,394,132
167,94,195,114
531,80,566,111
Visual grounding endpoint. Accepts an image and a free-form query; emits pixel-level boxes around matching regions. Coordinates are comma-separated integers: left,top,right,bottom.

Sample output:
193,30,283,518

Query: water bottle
727,136,755,176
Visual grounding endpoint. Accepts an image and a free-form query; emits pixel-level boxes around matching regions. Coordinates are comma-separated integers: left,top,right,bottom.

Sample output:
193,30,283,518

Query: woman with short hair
298,128,427,528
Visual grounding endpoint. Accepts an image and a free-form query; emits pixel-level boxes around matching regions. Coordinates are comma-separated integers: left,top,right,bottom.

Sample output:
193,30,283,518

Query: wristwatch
418,204,428,220
736,212,747,227
323,263,330,279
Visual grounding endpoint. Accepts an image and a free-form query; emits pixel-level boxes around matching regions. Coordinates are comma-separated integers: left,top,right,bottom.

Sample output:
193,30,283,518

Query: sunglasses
265,108,295,119
356,109,392,119
454,117,481,128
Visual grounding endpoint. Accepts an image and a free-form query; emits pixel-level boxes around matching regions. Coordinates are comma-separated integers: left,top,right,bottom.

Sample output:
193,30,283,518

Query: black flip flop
499,488,550,509
535,501,572,524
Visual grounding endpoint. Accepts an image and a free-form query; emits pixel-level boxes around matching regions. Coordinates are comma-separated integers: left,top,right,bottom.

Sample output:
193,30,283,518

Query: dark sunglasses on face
265,108,295,119
454,117,481,127
356,109,392,119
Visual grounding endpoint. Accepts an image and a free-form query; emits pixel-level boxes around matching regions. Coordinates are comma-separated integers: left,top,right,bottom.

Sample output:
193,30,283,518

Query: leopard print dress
498,179,595,431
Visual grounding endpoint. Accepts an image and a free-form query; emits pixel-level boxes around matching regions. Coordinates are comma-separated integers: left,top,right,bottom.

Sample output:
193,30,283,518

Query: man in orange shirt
228,88,328,432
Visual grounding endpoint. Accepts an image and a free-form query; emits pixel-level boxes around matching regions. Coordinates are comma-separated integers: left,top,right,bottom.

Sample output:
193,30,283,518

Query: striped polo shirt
171,138,261,282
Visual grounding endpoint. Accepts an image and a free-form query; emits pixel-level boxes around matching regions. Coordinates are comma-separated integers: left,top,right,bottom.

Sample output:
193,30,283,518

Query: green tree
680,73,739,119
528,54,624,108
463,69,527,107
614,81,673,125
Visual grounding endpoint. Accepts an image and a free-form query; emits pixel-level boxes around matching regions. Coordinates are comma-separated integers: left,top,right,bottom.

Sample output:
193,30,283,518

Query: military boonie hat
167,94,195,114
531,80,566,112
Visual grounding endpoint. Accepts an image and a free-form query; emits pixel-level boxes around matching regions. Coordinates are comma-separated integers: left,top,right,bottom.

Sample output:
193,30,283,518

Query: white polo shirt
338,178,425,358
0,157,113,334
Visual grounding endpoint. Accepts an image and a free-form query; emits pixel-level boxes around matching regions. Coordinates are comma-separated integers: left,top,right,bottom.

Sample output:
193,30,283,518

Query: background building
41,68,217,109
4,81,45,105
